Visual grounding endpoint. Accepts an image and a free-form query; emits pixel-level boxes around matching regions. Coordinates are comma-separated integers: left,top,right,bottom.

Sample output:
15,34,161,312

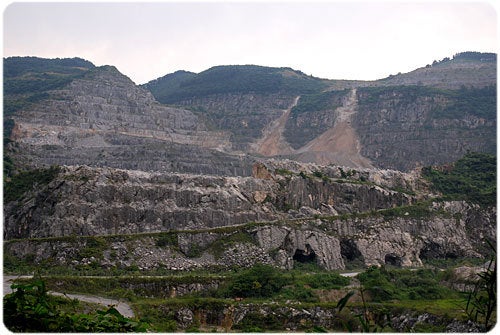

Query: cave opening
293,244,316,263
340,239,364,263
419,242,459,260
384,253,403,267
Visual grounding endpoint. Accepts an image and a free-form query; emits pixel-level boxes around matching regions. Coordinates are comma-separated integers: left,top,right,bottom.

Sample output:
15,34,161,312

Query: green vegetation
143,65,327,104
283,89,349,148
357,85,445,105
155,233,179,248
465,240,496,331
378,201,435,219
437,85,496,119
3,57,94,145
3,56,94,116
4,56,94,78
452,51,497,62
6,261,484,332
225,264,288,298
290,90,345,115
358,266,458,302
3,278,148,332
4,165,61,203
422,152,496,206
141,70,196,102
208,231,255,258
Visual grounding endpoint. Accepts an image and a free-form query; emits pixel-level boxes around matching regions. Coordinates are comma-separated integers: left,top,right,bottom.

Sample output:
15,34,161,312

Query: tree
226,263,288,298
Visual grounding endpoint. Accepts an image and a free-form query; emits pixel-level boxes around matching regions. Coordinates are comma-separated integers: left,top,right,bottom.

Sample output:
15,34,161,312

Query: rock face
141,54,496,170
6,55,496,174
3,55,497,274
378,54,497,89
10,65,229,149
353,86,496,171
4,164,495,271
7,65,252,176
175,93,297,152
3,164,416,239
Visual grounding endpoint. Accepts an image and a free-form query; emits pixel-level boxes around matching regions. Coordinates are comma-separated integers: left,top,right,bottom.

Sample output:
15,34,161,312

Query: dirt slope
251,96,299,156
296,89,373,168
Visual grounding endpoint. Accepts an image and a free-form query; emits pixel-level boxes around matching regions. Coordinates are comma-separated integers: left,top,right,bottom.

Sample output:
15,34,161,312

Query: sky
3,1,498,84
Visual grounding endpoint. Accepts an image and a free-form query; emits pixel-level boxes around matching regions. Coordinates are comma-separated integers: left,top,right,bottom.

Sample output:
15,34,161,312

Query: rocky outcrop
4,163,495,271
7,65,247,176
5,56,496,173
378,55,496,89
255,226,344,270
3,164,418,240
175,93,298,151
353,86,496,171
10,65,229,150
9,136,256,177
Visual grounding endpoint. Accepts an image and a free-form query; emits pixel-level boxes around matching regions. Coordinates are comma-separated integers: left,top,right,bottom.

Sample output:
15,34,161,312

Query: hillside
378,52,497,89
141,65,329,104
3,54,497,332
3,57,95,141
353,84,496,170
142,52,496,170
4,58,253,177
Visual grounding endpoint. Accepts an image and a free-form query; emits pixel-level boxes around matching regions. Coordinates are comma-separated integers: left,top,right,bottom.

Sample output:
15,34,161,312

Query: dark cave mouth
293,245,317,263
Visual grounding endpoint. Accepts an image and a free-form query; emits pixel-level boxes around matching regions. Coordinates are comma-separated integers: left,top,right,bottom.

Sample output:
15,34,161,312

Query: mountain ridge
3,52,496,174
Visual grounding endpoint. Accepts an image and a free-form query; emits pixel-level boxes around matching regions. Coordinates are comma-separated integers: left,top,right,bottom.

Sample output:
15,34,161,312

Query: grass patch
4,165,61,203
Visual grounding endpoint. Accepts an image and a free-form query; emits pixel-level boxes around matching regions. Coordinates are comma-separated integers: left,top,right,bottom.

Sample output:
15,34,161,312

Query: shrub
4,165,61,203
279,285,319,302
422,152,496,206
226,264,289,298
306,272,350,289
3,278,148,332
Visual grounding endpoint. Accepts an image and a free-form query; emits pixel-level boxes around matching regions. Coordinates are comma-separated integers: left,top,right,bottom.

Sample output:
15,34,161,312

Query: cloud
3,1,498,84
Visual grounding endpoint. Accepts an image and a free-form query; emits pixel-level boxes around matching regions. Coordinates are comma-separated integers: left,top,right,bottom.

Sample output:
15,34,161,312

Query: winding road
3,270,361,319
3,275,134,318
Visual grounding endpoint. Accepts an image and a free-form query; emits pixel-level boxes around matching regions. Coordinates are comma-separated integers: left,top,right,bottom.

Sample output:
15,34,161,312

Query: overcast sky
3,1,498,84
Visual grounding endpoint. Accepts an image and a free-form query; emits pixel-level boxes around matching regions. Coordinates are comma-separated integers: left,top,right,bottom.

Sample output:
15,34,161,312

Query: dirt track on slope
252,96,299,156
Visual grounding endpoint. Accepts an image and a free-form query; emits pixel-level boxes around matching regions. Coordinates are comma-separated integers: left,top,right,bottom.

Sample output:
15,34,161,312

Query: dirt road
3,275,134,318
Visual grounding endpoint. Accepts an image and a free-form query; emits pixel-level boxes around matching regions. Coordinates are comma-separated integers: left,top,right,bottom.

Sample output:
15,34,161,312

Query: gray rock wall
4,164,417,240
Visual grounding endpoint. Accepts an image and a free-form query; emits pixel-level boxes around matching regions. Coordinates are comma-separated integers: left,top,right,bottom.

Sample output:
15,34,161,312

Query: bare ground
252,88,373,168
251,96,299,156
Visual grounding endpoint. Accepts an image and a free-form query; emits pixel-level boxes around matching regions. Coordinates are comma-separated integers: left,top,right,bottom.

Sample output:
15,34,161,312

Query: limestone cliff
6,55,496,173
4,164,495,271
3,55,496,274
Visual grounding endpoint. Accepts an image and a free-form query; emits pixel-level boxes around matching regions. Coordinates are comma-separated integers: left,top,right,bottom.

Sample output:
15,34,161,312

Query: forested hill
141,65,331,104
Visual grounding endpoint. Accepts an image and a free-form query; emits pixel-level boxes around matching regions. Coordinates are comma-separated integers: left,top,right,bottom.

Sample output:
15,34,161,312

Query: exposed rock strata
353,87,496,171
4,165,495,271
3,164,417,239
10,66,229,150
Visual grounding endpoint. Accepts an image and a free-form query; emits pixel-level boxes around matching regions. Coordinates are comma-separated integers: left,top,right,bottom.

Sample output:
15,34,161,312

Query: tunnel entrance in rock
293,244,316,263
340,239,364,267
384,253,402,267
419,242,459,260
